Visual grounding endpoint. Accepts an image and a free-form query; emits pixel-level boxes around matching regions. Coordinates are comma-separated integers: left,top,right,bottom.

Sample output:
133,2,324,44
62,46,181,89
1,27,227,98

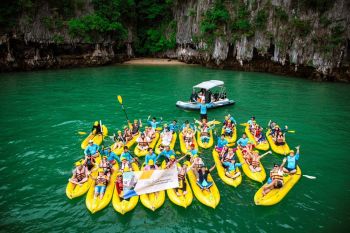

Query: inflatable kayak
221,126,237,147
212,149,242,187
66,157,101,199
134,132,160,157
161,161,193,208
266,130,290,155
185,161,220,208
236,148,266,183
81,125,108,149
197,130,214,149
155,132,177,154
254,166,302,206
85,163,119,213
140,166,165,211
112,163,139,215
111,133,138,155
244,124,269,151
179,132,198,154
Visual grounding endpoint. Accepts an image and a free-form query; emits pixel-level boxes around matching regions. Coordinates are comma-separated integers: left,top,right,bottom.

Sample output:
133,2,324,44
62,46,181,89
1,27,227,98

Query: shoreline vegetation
122,58,189,65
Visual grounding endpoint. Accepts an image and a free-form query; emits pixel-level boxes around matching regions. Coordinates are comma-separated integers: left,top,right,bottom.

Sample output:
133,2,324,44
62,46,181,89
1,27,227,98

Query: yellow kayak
140,166,165,211
134,132,160,157
85,163,119,213
221,126,237,146
81,125,108,149
266,130,290,155
212,149,242,187
197,130,214,149
161,162,193,208
179,132,198,154
112,163,139,214
155,132,177,154
236,148,266,183
111,133,138,155
185,161,220,208
254,166,302,206
244,124,269,151
66,157,101,199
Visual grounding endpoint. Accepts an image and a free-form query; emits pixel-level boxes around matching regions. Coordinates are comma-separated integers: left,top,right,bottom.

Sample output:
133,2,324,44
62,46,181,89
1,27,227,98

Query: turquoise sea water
0,64,349,232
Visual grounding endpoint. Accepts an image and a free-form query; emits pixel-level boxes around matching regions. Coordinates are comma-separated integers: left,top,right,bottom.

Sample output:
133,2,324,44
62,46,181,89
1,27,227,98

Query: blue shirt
187,149,198,156
148,120,161,129
145,153,157,165
198,103,213,114
223,162,242,172
169,123,178,132
247,120,254,125
286,153,300,169
217,137,228,148
156,149,175,161
120,151,133,162
84,144,99,156
237,138,249,147
100,149,120,163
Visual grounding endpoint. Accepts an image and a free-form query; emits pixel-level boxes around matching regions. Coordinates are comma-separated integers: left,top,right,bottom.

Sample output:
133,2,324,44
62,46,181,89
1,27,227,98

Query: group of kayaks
66,118,301,214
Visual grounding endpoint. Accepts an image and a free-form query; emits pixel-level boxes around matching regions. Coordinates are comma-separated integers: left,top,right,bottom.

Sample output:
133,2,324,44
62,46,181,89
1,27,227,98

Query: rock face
170,0,350,82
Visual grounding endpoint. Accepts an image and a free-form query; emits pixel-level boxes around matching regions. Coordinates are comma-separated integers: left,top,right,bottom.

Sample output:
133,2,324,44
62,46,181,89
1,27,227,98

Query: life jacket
132,124,139,134
116,135,125,143
96,175,108,186
198,170,209,183
75,167,87,181
251,157,260,167
116,179,123,194
139,137,149,147
270,170,283,181
184,134,192,142
92,125,102,134
277,135,284,142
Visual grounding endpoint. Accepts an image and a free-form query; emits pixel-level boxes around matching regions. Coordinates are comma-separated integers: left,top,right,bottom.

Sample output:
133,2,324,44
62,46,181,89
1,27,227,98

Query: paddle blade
78,131,87,135
288,130,295,133
303,175,316,179
213,120,222,125
240,123,247,126
117,95,123,104
175,151,181,155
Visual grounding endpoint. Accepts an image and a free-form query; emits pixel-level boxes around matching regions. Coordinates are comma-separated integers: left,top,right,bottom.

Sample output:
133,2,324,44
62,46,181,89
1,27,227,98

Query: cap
89,139,94,143
148,160,154,165
170,155,175,160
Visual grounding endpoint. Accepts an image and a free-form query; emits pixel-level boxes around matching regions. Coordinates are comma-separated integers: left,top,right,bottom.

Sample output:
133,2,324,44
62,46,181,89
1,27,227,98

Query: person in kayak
113,130,125,150
221,147,237,162
121,146,139,164
223,120,234,137
144,126,155,139
147,116,162,130
136,133,151,151
115,172,124,198
236,133,250,148
94,168,109,200
262,159,287,196
166,154,187,169
183,128,195,149
196,164,216,191
187,144,198,157
169,120,179,133
197,100,213,120
215,134,228,152
156,145,175,163
222,159,242,179
189,90,199,103
91,121,102,135
100,146,120,165
99,156,113,178
160,124,172,146
247,116,255,126
283,146,300,174
120,157,133,172
195,118,215,143
176,162,194,196
145,148,157,165
223,114,237,126
84,154,96,171
69,161,89,186
144,159,158,170
84,140,100,158
275,131,286,145
191,154,204,177
244,151,272,172
123,126,133,143
129,119,142,136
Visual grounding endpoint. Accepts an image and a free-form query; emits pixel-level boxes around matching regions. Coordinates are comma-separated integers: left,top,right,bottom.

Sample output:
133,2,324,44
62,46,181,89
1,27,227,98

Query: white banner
123,167,179,199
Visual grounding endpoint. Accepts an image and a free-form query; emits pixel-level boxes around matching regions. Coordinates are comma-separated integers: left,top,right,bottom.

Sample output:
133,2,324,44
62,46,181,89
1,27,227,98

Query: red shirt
116,179,123,194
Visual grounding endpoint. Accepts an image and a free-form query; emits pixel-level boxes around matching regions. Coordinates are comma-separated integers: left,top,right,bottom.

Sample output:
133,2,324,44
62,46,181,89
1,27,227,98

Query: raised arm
209,164,216,173
259,151,273,159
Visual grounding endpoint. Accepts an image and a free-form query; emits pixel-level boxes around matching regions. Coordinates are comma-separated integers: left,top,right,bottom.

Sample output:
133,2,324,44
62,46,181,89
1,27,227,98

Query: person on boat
182,120,195,132
113,130,125,150
156,145,175,163
196,164,216,191
84,140,100,158
223,114,237,126
129,119,142,136
253,125,266,144
145,148,157,165
223,120,234,137
94,168,109,200
189,90,199,103
183,128,195,149
215,134,228,152
236,133,250,148
221,147,237,162
191,154,205,176
136,133,151,151
247,116,256,126
197,91,205,103
115,172,124,198
144,159,158,170
91,121,102,135
262,159,287,196
169,120,179,133
120,157,132,172
197,100,213,120
144,126,155,139
123,126,133,143
147,116,162,130
222,159,242,179
245,151,272,173
186,143,198,157
160,124,172,146
166,154,187,169
198,122,210,143
99,156,113,178
275,131,286,145
69,161,89,186
121,146,139,164
283,146,300,174
100,146,120,165
176,162,194,196
241,141,255,155
84,154,96,171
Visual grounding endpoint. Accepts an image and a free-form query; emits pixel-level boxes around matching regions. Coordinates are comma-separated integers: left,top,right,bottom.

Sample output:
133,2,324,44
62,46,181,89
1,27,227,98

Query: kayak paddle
78,131,87,135
117,95,130,123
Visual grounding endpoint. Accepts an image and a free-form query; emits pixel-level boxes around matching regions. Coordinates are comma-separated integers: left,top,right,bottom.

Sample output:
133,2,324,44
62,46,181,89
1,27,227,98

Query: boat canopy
193,80,224,90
